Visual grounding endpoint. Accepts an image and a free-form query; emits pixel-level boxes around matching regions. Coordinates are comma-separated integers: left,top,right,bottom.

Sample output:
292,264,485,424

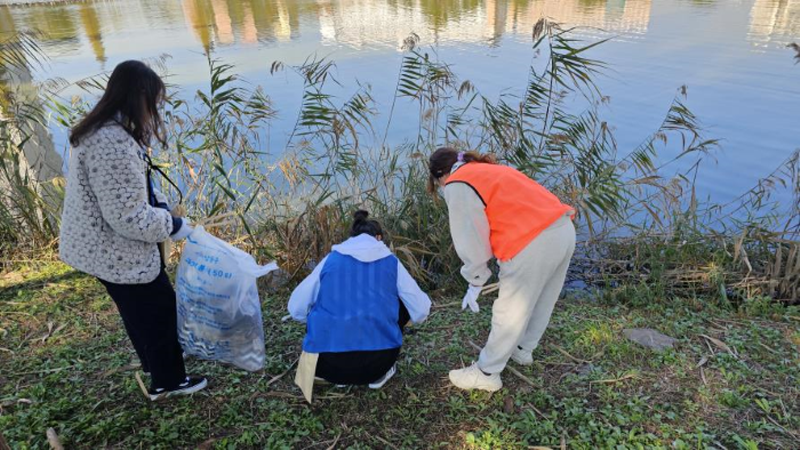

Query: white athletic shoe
510,346,533,366
448,363,502,392
368,364,396,389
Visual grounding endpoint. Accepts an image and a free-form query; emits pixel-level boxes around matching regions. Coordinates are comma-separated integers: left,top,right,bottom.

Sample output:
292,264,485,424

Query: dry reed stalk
589,373,637,385
0,432,11,450
197,211,238,227
324,432,343,450
575,232,799,303
481,283,500,295
134,371,162,401
203,219,238,230
373,435,400,450
264,358,299,388
467,340,536,386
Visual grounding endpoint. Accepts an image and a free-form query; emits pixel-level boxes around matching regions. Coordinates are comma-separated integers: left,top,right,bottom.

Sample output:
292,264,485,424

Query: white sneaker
510,346,533,366
368,364,396,389
448,363,502,392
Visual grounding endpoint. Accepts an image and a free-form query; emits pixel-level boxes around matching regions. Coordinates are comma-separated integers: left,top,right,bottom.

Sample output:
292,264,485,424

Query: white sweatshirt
443,182,494,287
288,234,432,324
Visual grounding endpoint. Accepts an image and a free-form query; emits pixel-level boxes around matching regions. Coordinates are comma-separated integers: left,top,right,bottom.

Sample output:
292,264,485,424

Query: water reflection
749,0,800,46
0,6,14,35
2,0,797,58
0,0,656,55
305,0,651,50
182,0,215,51
181,0,304,50
78,4,105,62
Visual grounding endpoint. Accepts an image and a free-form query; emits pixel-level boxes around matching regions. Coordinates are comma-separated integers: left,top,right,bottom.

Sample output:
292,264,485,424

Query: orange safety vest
446,162,573,261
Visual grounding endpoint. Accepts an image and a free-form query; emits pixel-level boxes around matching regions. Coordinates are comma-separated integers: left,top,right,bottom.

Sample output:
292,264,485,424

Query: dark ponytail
350,210,383,238
427,147,497,194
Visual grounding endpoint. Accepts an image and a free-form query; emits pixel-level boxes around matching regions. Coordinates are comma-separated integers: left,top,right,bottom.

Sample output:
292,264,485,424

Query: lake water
1,0,798,204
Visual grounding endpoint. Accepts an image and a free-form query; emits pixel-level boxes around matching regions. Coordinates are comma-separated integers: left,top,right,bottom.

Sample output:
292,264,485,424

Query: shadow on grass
0,269,86,301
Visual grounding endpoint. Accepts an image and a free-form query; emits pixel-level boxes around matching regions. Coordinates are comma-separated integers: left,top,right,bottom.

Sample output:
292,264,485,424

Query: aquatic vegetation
2,20,799,302
0,31,61,258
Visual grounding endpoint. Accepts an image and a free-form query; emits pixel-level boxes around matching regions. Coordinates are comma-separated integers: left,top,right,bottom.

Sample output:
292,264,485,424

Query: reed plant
4,20,798,302
0,31,62,263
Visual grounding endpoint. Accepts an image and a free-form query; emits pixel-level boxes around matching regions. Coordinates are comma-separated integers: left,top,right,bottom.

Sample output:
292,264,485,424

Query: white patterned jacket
59,122,175,284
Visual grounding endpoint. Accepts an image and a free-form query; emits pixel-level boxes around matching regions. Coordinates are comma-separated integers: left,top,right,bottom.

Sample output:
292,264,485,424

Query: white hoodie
287,233,432,324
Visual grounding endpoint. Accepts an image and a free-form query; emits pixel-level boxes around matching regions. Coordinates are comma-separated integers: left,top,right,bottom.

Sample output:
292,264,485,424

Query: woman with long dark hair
428,147,576,392
60,60,206,400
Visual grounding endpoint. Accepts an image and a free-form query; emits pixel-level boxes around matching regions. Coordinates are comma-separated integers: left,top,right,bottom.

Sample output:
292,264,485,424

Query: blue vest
303,251,402,353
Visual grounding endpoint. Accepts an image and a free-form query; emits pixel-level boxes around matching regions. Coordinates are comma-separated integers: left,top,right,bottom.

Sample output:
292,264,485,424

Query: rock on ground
623,328,677,351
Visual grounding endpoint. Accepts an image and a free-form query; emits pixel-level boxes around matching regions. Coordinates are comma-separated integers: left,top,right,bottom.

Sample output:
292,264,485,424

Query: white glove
171,220,194,241
461,284,482,313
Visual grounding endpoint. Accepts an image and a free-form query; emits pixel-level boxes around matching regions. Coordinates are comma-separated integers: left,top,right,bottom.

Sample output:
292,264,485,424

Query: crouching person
288,210,431,401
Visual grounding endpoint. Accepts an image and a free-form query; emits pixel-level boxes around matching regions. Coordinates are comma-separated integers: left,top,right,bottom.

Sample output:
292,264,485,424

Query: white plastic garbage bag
176,226,278,372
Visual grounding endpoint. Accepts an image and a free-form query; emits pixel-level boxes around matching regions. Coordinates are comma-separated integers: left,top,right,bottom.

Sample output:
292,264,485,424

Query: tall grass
4,20,799,302
0,31,62,262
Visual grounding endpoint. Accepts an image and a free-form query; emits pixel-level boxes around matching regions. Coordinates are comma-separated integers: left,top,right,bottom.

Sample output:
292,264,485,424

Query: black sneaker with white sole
148,376,207,401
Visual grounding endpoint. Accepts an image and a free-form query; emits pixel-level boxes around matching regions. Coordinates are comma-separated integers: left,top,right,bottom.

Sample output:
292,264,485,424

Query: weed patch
2,262,798,449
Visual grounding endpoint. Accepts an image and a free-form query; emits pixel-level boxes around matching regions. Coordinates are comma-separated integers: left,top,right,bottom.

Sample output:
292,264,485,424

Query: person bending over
428,147,576,392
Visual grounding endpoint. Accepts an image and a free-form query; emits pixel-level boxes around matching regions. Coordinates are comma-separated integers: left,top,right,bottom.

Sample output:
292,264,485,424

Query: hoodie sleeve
443,182,494,286
397,260,431,324
288,256,328,323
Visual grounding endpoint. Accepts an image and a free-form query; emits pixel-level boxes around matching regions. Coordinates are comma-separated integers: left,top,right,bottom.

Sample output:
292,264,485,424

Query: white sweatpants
477,215,576,374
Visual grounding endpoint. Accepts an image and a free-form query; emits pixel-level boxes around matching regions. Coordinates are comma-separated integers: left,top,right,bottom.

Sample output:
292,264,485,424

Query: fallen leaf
197,438,217,450
590,373,637,385
504,396,515,414
699,334,734,355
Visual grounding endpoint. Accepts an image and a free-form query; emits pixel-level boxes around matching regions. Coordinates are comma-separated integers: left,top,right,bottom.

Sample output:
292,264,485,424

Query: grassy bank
1,260,798,449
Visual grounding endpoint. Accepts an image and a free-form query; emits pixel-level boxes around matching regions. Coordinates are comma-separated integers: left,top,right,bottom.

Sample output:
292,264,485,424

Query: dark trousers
99,269,186,390
315,302,411,385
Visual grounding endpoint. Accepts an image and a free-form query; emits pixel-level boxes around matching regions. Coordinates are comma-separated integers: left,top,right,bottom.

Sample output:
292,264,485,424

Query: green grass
1,262,798,449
